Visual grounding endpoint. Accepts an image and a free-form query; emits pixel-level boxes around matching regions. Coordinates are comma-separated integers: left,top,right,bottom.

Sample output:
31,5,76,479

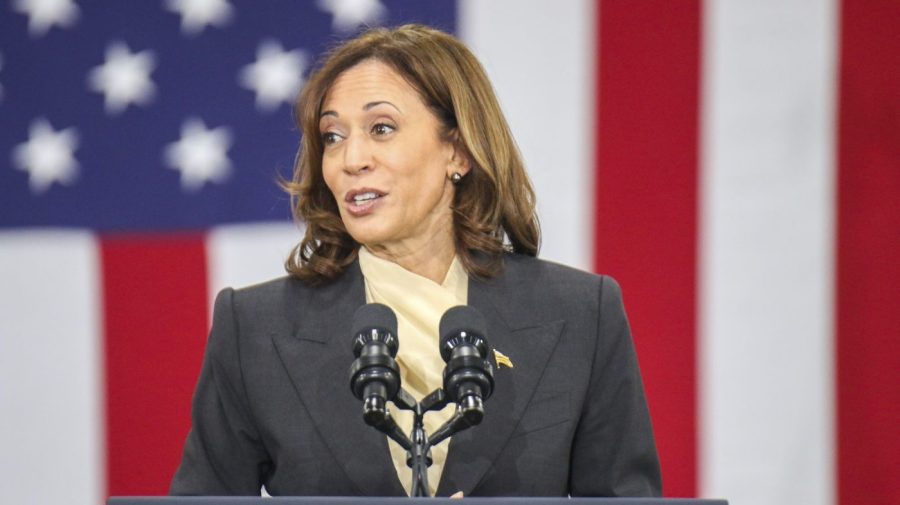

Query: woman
171,24,661,497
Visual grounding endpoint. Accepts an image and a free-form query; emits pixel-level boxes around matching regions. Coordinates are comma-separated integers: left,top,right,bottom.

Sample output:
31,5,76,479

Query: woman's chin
346,228,392,250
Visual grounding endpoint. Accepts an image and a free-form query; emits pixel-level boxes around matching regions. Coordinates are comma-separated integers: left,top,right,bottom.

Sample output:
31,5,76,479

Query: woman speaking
170,24,661,497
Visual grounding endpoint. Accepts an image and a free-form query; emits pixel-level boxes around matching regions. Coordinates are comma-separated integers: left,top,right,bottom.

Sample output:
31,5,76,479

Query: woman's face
320,60,465,254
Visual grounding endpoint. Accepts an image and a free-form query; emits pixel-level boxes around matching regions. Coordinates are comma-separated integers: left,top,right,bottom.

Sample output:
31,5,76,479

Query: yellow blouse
357,246,468,496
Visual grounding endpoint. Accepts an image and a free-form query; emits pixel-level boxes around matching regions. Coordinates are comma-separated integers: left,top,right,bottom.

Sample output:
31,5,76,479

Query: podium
109,498,727,505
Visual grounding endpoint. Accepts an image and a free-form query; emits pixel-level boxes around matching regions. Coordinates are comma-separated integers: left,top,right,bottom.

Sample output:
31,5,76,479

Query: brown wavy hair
284,24,539,283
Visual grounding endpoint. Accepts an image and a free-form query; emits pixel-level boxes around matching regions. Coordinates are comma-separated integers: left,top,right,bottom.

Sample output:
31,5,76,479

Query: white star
12,0,80,37
12,118,80,194
165,0,233,36
239,40,307,112
317,0,386,33
87,42,156,115
164,118,232,192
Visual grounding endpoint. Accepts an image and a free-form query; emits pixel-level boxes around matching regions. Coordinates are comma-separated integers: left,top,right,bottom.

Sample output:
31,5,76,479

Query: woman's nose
341,135,371,175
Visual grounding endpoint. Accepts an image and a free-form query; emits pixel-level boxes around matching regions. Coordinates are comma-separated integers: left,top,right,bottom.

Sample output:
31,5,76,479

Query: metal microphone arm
363,404,413,451
404,388,448,497
427,394,484,448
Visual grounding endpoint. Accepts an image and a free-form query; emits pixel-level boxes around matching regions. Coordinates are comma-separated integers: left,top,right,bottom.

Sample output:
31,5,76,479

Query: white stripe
459,0,594,271
206,222,304,311
699,1,837,504
0,230,104,505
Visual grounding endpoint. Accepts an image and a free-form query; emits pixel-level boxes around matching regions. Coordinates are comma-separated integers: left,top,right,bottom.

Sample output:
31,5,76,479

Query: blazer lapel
270,262,406,496
437,266,565,496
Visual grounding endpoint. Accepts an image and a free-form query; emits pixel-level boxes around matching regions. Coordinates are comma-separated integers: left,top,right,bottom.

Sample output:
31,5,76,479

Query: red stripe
836,1,900,504
101,235,209,496
595,1,701,497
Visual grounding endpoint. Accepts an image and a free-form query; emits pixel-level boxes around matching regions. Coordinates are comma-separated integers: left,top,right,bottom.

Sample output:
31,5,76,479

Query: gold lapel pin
493,349,514,369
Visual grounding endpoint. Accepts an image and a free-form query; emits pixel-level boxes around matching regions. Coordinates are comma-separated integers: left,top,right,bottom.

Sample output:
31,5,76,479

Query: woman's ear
446,131,472,178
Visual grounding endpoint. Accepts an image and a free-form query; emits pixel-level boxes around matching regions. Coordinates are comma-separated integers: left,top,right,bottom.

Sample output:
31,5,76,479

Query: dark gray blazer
170,254,661,497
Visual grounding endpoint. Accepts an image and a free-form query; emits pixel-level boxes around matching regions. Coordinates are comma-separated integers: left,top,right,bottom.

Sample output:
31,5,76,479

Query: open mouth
350,191,381,204
345,189,386,216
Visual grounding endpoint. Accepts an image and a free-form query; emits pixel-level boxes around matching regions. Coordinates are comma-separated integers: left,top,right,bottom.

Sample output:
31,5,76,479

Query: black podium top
109,497,727,505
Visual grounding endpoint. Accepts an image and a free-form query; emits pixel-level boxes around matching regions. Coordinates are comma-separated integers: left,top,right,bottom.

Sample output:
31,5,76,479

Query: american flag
0,1,896,505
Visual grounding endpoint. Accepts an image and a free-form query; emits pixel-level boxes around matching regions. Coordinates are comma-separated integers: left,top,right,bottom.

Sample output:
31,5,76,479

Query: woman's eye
371,123,395,136
321,132,341,145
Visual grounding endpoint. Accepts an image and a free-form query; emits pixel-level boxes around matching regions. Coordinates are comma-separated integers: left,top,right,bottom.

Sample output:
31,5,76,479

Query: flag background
1,1,897,505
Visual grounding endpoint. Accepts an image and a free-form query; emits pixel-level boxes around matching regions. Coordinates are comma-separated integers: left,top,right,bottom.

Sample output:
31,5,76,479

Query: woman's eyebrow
319,101,401,119
364,100,402,113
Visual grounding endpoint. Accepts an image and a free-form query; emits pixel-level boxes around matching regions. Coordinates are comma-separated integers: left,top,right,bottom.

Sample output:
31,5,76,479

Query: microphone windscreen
352,303,398,338
439,305,488,348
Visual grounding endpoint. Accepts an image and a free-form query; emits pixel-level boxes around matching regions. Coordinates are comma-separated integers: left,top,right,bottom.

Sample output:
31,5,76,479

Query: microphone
348,303,401,426
439,305,495,425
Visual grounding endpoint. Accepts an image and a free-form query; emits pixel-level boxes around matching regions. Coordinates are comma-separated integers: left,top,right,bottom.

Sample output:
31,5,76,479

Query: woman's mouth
345,189,386,217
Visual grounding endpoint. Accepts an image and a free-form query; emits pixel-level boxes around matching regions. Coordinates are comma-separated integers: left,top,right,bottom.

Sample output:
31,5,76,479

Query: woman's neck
363,231,456,285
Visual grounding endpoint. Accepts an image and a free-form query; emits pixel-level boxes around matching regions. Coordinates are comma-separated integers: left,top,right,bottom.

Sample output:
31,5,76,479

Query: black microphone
439,305,495,425
348,303,401,426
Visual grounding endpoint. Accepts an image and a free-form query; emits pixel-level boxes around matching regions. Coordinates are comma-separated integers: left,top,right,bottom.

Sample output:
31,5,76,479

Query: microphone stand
365,386,485,497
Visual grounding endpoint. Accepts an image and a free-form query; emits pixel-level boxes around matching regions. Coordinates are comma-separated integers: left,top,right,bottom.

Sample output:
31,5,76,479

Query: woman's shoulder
501,253,622,296
229,275,304,301
219,262,363,321
228,261,362,304
208,276,303,326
